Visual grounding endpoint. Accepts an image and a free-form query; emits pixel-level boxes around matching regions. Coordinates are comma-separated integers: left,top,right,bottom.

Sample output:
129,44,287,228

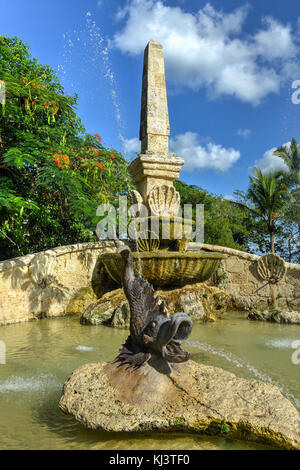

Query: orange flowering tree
0,36,132,260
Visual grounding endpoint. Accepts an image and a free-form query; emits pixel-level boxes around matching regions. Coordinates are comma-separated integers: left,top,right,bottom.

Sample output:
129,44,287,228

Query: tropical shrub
0,36,131,260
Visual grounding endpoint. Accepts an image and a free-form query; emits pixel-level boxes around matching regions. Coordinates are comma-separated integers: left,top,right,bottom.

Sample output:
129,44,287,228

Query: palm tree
274,138,300,189
274,138,300,242
247,168,290,254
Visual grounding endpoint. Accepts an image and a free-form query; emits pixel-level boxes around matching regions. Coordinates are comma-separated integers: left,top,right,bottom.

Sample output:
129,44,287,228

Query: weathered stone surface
80,301,116,325
101,250,224,288
59,360,300,449
0,241,115,325
199,243,300,309
178,291,206,321
128,189,143,214
248,308,300,324
28,250,57,288
139,39,170,154
111,301,130,328
257,253,286,282
128,39,184,208
229,272,248,284
288,269,300,286
278,284,294,299
2,240,300,325
80,289,125,326
148,184,180,217
80,283,250,327
128,154,184,208
66,287,98,316
225,256,245,274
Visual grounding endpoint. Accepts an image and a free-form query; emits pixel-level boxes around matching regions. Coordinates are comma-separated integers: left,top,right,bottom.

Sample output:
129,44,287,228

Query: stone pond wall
1,241,300,325
198,243,300,309
0,241,115,325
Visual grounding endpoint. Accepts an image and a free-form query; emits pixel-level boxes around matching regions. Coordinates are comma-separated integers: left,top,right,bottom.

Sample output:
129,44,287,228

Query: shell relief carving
128,189,144,216
256,253,286,283
128,189,143,207
148,184,180,217
29,251,57,288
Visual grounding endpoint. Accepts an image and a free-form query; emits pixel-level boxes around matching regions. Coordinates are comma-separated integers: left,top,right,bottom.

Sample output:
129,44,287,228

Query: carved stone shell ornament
256,253,286,283
128,189,144,215
128,189,143,207
148,184,180,217
29,251,57,288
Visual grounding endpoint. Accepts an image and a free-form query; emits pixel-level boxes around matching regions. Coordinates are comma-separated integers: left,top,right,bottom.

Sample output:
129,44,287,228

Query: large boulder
248,308,300,324
80,289,127,327
59,360,300,449
80,283,249,327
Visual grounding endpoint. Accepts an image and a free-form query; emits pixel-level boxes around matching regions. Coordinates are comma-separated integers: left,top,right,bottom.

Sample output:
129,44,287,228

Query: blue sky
1,0,300,197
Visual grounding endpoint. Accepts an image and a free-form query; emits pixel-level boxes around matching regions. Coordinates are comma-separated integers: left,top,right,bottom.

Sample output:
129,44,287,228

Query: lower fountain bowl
101,251,225,287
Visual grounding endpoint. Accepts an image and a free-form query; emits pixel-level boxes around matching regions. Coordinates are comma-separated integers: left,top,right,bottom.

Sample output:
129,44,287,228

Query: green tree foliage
239,168,290,254
274,138,300,261
274,138,300,189
0,36,131,260
2,36,300,264
175,181,254,250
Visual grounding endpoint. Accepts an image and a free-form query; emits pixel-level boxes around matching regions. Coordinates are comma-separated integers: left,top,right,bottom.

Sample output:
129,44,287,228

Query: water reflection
0,313,297,449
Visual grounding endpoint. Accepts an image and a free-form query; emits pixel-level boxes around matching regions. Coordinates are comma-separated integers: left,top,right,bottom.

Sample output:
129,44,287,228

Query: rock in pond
81,283,250,327
59,359,300,449
248,308,300,324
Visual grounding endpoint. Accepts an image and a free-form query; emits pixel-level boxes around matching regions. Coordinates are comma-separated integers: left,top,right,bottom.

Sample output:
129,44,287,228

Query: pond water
0,312,299,450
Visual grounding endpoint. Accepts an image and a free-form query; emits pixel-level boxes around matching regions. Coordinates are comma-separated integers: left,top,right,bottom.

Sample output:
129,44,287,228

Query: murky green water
0,312,299,450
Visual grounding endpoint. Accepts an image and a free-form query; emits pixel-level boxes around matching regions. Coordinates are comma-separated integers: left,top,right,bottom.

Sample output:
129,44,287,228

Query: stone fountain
61,224,300,449
60,227,300,450
101,39,224,289
59,41,300,449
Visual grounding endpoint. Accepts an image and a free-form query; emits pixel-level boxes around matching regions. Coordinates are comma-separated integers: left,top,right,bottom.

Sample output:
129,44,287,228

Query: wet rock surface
248,308,300,324
80,283,249,327
59,360,300,449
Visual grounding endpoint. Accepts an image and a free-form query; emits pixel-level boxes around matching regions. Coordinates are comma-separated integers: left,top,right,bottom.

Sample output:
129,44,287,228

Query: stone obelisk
139,39,170,154
128,39,184,209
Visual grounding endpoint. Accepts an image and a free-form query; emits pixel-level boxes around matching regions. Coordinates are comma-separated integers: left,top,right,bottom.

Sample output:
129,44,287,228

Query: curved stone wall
0,242,115,325
1,241,300,325
198,243,300,308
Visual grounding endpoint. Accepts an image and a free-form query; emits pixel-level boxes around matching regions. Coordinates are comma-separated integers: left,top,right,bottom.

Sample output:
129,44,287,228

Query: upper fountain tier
103,40,224,283
128,39,184,209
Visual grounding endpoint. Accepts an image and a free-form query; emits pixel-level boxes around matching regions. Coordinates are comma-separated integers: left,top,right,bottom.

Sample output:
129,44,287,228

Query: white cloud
97,0,103,7
123,137,140,155
113,0,299,105
254,17,296,60
169,131,240,172
253,142,290,174
237,128,251,138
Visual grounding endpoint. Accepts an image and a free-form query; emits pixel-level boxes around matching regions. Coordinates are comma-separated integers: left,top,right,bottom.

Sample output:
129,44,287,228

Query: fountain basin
101,251,225,287
132,216,194,251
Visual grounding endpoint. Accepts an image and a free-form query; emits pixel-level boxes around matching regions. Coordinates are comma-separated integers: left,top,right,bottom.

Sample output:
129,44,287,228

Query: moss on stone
101,251,225,287
66,287,97,315
174,417,185,426
87,310,103,319
81,282,251,326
